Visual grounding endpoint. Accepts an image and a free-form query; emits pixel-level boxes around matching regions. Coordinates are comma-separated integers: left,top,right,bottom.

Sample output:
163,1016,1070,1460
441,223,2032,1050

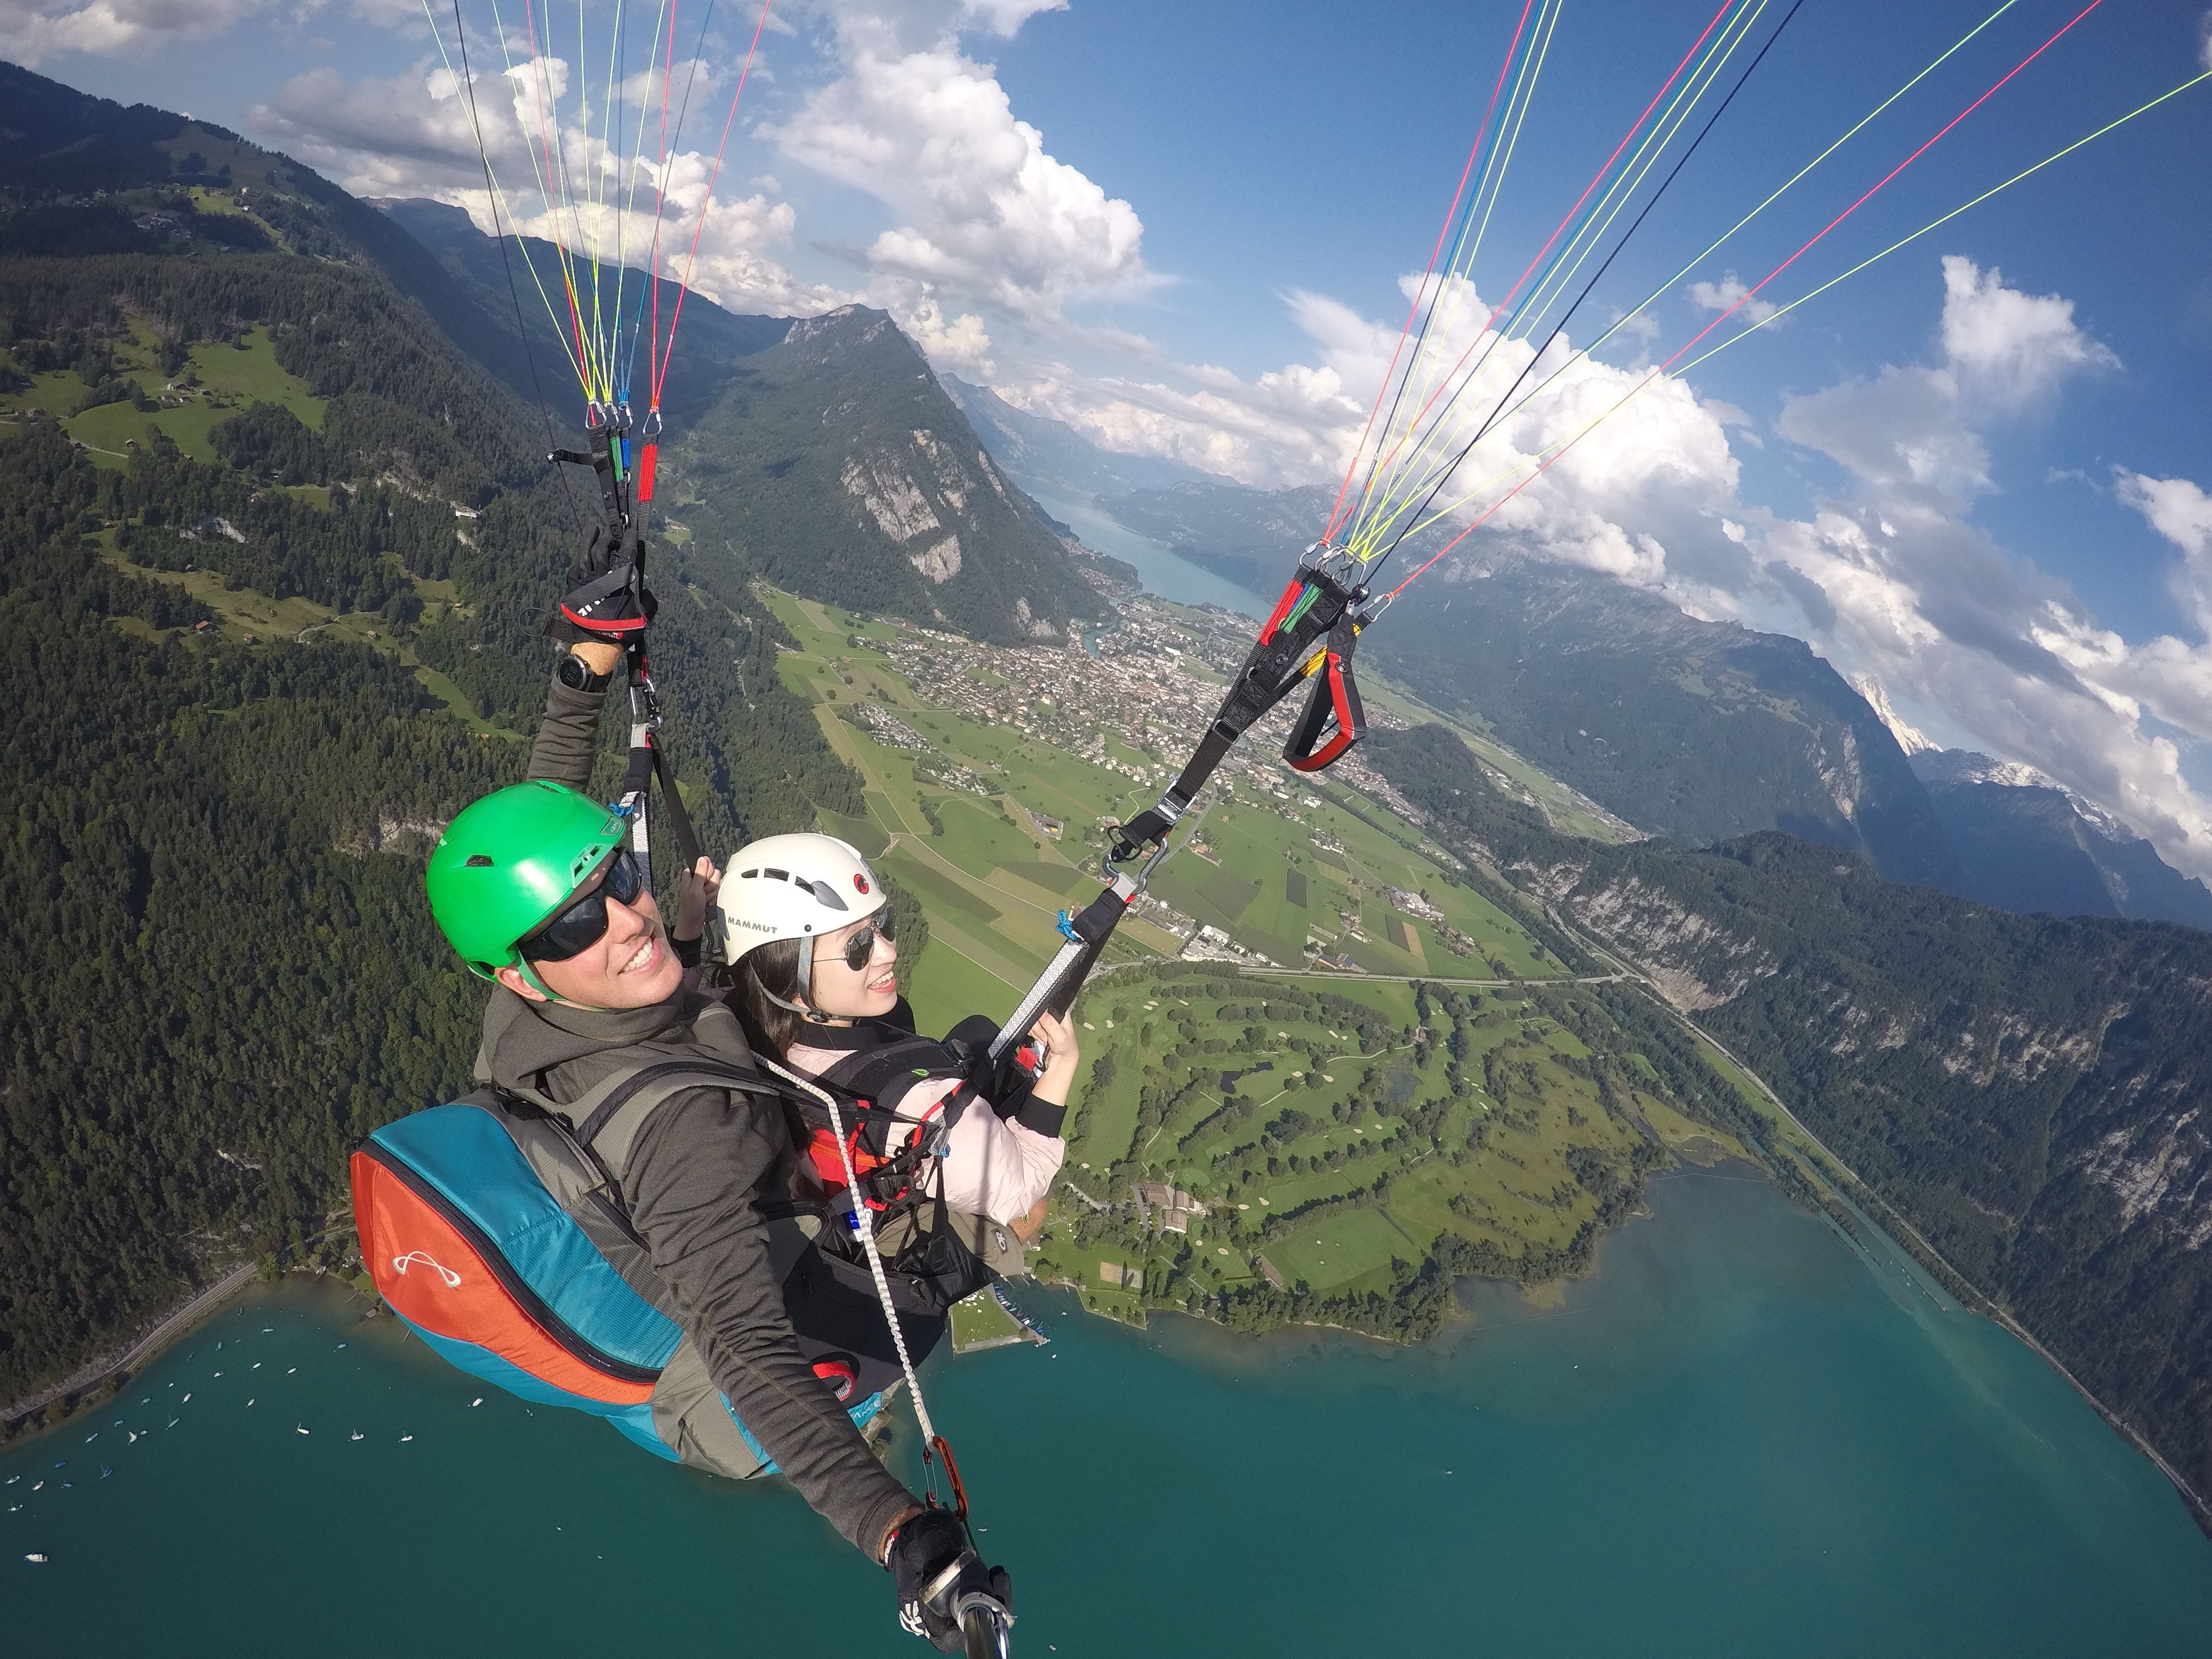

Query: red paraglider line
647,0,677,408
1320,0,1537,545
1381,0,2109,602
651,0,773,408
1350,0,1741,532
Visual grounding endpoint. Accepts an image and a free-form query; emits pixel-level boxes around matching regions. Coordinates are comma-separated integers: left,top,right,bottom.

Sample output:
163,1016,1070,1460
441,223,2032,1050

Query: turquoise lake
1025,485,1268,618
7,1168,2210,1657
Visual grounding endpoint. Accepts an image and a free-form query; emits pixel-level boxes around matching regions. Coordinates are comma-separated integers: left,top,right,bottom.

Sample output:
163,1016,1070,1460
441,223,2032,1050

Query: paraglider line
1385,0,2122,597
1347,0,1745,549
1321,0,1538,544
1354,0,1768,554
1383,0,2028,534
1368,0,1805,580
442,0,587,530
1680,65,2212,371
652,0,773,410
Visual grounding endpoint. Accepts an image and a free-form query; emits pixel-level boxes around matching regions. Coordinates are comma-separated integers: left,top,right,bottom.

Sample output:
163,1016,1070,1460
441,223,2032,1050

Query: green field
5,326,330,468
743,585,1761,1332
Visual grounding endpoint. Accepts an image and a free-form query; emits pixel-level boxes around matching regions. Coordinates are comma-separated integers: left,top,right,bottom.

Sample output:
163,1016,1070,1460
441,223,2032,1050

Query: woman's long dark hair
728,935,807,1060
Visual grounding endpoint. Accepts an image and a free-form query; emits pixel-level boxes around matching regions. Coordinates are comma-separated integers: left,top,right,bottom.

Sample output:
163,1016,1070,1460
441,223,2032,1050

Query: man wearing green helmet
425,538,980,1639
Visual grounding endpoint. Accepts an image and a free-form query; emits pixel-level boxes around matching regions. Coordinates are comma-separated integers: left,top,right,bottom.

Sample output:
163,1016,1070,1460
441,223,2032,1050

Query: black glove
546,522,655,644
886,1507,1012,1653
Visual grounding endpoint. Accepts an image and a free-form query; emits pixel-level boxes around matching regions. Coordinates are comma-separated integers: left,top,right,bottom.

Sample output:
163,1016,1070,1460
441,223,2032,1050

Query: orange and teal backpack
351,1063,939,1477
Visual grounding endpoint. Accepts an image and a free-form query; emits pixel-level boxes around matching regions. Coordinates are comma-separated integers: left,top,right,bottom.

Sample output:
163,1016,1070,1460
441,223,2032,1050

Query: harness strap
759,1056,943,1456
1282,615,1368,773
567,1058,785,1172
1111,559,1368,862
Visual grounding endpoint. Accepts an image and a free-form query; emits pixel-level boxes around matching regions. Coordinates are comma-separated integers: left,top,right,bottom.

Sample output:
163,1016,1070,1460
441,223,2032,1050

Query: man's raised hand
547,522,657,644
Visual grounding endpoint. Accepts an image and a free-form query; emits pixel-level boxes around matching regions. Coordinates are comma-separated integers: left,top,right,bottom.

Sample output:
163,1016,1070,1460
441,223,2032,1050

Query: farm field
5,324,326,466
1034,966,1679,1314
753,587,1762,1342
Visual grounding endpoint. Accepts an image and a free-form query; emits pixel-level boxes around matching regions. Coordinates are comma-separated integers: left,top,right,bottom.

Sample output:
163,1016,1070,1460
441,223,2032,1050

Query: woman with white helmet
716,832,1076,1270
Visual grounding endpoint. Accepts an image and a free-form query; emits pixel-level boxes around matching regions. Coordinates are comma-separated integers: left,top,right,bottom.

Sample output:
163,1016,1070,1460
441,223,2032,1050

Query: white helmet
717,833,887,1014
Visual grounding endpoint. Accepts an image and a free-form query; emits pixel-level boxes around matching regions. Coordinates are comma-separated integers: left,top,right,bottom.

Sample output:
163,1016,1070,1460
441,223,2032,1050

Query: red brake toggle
1282,628,1366,773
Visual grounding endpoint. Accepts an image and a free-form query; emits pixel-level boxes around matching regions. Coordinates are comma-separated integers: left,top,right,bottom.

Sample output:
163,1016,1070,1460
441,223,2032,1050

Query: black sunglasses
833,910,896,971
519,849,646,963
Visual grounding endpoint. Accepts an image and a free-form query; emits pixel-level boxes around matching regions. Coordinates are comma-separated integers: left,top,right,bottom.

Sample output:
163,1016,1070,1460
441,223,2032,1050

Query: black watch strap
557,653,614,693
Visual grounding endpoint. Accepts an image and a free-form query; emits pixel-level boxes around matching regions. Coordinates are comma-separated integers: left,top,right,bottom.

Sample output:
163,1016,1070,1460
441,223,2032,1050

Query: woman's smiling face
805,912,899,1020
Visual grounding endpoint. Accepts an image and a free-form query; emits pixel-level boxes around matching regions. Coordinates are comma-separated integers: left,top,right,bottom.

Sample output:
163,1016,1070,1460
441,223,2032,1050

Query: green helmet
427,781,630,981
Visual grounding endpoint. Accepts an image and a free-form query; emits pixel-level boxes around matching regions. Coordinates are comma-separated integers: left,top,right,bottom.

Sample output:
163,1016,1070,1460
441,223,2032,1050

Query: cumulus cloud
2120,469,2212,632
761,31,1151,323
1937,254,2119,408
1750,260,2212,875
1686,272,1778,326
1777,257,2116,509
2,0,285,65
249,53,853,317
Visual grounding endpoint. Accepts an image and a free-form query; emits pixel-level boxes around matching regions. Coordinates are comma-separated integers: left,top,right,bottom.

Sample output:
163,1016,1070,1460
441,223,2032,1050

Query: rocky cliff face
668,307,1105,644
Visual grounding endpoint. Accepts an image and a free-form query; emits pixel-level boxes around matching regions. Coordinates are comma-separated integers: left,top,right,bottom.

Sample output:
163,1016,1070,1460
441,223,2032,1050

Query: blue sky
15,0,2212,869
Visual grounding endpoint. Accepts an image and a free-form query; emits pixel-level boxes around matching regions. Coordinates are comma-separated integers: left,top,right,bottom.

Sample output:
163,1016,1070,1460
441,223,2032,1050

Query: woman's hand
1025,1008,1079,1108
672,855,723,943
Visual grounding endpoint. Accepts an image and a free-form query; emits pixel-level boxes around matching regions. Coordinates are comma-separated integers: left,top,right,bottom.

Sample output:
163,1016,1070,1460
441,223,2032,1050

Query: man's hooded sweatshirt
479,672,914,1557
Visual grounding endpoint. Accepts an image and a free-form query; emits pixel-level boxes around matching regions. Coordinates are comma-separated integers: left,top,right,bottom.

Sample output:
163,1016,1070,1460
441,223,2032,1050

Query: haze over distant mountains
1910,749,2212,928
945,375,1231,503
965,434,2212,929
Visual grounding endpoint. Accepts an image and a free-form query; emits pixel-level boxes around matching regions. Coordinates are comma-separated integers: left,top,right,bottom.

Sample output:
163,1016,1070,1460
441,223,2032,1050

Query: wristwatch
557,653,614,693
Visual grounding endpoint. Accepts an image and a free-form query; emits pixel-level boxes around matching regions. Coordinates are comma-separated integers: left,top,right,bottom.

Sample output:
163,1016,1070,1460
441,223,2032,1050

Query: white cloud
1937,254,2119,408
2119,469,2212,634
1776,258,2116,509
249,54,853,317
2120,471,2212,561
761,33,1151,323
1748,263,2212,876
2200,6,2212,72
1686,272,1778,326
2,0,284,65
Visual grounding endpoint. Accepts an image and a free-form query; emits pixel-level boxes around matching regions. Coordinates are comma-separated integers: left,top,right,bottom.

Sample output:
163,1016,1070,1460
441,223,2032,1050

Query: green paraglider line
1345,0,1749,554
1321,0,1539,544
1353,0,1772,557
1369,0,2030,558
1381,0,2175,603
1363,0,1805,579
651,0,775,410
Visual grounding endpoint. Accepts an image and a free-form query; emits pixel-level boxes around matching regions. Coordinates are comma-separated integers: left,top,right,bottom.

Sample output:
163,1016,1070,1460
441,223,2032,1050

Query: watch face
559,655,607,690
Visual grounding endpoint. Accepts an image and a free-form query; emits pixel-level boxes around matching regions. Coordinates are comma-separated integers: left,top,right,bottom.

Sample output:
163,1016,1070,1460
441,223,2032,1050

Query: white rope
761,1057,938,1445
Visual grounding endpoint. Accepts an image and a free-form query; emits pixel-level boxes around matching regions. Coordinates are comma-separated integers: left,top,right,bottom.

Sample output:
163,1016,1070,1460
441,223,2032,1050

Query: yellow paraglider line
1350,0,1767,559
1349,0,1756,559
1365,0,1568,510
421,1,588,393
1358,0,2029,566
1379,58,2207,597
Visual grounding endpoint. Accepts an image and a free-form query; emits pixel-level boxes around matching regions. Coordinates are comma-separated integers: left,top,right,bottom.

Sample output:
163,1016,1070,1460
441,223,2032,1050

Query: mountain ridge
1366,721,2212,1525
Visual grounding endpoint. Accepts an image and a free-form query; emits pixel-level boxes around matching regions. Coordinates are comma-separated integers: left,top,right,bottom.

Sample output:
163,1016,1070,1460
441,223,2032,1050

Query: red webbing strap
1282,620,1368,774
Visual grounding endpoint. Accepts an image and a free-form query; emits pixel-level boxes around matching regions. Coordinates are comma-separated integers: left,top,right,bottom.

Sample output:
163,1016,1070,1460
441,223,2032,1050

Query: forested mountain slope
0,78,863,1412
1368,722,2212,1515
669,306,1108,644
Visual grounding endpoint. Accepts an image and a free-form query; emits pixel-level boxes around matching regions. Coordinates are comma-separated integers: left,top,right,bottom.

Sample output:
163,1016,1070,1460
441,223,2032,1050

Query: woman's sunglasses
519,849,646,963
832,910,896,971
